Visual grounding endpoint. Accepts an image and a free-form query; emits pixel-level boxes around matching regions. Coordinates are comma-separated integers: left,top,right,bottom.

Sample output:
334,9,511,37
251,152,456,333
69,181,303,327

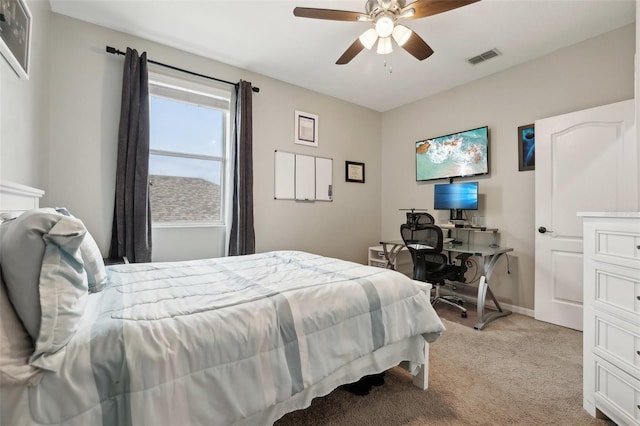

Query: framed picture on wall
518,124,535,171
345,161,365,183
294,110,318,147
0,0,32,79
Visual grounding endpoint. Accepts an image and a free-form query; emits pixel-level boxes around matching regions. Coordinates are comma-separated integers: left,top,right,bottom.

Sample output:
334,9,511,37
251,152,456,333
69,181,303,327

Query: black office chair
400,223,471,318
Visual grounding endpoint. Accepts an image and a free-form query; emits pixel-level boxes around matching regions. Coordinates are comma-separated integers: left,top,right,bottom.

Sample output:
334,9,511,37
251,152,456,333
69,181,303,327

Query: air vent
467,48,501,65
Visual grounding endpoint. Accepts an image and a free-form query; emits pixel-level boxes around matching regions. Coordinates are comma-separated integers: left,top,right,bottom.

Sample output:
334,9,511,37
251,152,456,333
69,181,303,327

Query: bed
0,181,445,426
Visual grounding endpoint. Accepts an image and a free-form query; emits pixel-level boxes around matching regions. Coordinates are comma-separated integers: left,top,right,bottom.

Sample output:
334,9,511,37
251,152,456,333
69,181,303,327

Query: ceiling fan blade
404,0,479,19
293,7,364,21
336,39,366,65
402,32,434,61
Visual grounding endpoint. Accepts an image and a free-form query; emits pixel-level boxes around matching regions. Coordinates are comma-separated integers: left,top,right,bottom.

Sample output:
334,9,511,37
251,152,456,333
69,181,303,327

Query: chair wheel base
461,311,468,318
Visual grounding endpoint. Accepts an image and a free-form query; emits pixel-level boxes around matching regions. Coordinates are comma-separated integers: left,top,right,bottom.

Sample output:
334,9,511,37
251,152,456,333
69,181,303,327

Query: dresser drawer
594,357,640,426
592,312,640,380
592,226,640,269
590,263,640,325
371,247,388,260
369,259,389,269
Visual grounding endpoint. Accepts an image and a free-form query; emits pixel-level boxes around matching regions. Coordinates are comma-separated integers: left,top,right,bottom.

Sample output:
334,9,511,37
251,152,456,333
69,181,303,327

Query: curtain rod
105,46,260,93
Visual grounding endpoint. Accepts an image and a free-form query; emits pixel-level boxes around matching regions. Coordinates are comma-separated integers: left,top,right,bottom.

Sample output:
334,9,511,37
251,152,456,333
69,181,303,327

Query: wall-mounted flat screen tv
415,126,489,182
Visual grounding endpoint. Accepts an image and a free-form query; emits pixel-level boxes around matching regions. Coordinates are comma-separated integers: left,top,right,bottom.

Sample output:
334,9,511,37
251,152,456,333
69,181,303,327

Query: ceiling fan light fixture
359,28,378,50
375,14,394,38
293,0,477,65
376,36,393,54
391,24,412,46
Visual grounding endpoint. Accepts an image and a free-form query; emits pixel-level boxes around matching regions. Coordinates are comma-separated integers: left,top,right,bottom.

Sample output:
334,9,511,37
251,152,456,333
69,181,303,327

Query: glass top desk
379,239,513,330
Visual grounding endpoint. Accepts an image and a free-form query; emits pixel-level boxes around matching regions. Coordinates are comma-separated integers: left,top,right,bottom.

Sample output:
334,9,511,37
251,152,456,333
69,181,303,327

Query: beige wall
1,5,635,312
381,24,635,312
44,14,382,263
0,0,52,188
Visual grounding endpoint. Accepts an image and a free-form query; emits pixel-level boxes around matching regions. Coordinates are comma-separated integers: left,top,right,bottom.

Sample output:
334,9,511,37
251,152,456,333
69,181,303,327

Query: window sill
152,222,225,229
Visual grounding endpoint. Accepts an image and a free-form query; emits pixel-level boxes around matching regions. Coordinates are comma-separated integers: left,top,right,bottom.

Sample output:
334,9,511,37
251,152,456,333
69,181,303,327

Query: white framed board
274,151,295,199
295,154,315,200
315,157,332,201
274,151,332,202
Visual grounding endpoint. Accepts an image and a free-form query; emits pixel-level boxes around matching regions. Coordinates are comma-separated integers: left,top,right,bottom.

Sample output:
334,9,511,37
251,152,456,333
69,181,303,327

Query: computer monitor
434,182,478,220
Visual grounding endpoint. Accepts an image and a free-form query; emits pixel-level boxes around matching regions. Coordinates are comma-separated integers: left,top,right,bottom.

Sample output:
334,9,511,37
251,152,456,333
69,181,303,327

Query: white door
534,99,637,330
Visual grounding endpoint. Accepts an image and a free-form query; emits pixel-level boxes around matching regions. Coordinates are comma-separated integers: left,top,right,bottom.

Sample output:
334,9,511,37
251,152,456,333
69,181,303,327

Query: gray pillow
0,208,62,339
0,271,43,385
30,216,88,371
0,209,89,372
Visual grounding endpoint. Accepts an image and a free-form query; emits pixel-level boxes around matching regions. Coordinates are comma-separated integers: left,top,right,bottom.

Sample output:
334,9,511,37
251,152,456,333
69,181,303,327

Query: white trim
0,181,44,212
502,302,534,318
149,70,230,105
152,222,225,229
0,181,44,198
149,149,222,162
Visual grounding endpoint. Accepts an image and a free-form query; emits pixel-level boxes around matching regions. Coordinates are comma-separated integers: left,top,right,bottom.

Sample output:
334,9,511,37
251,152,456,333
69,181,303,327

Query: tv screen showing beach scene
415,126,489,182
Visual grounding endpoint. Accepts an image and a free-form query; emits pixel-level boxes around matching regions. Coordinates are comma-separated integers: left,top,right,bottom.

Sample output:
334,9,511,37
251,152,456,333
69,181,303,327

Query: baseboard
438,287,534,318
500,302,533,318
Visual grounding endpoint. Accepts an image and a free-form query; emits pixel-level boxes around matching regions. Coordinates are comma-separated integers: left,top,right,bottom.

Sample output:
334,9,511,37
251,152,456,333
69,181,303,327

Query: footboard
397,280,433,390
399,339,430,390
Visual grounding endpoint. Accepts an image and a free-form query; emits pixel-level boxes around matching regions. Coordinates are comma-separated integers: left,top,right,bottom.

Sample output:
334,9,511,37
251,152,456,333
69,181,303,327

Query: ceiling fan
293,0,479,65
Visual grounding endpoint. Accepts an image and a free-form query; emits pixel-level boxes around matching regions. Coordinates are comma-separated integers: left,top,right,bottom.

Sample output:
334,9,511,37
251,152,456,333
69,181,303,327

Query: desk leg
381,243,404,270
473,254,512,330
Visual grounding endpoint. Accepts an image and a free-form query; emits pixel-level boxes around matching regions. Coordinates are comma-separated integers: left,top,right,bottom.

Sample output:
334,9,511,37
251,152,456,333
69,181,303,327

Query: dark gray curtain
109,48,152,263
228,80,255,256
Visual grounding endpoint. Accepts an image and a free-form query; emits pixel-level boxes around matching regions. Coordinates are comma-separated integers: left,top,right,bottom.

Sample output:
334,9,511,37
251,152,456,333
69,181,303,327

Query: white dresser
580,212,640,425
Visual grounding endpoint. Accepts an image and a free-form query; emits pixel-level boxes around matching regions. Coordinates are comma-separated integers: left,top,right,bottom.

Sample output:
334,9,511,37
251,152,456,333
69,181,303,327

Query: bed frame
0,180,432,425
0,181,44,214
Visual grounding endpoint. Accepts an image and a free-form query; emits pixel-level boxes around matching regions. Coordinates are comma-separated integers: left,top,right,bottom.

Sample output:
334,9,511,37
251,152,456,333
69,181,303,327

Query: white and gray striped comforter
20,251,444,425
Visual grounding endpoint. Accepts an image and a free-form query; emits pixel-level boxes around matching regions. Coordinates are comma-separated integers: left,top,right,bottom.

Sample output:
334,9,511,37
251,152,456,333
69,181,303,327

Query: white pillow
56,208,107,293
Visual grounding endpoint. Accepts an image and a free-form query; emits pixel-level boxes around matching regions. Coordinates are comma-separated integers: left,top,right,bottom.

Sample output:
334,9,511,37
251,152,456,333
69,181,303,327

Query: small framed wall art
294,110,318,147
517,123,535,171
345,161,365,183
0,0,32,79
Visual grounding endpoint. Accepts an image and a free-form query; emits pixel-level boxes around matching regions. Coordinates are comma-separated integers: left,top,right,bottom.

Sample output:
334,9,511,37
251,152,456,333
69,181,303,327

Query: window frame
148,71,232,229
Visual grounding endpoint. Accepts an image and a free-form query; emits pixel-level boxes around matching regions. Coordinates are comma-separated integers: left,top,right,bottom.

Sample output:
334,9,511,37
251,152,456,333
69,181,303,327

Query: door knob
538,226,553,234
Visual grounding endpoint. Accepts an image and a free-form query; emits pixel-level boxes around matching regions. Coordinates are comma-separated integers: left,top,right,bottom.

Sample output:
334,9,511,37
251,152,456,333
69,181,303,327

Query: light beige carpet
275,314,612,426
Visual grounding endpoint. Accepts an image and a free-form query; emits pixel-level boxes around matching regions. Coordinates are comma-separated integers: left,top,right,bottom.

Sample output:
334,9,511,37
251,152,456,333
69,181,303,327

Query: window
148,73,232,227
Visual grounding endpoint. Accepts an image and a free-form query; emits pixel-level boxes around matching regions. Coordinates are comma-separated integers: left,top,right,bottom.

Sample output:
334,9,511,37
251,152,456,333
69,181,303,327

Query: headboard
0,181,44,215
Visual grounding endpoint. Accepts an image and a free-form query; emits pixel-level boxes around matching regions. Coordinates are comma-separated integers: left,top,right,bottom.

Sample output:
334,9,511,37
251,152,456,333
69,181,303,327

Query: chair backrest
405,212,435,229
400,223,443,253
400,223,450,282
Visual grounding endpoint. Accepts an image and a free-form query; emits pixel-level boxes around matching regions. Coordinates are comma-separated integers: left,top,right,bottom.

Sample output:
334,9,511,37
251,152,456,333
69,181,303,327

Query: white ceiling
49,0,636,112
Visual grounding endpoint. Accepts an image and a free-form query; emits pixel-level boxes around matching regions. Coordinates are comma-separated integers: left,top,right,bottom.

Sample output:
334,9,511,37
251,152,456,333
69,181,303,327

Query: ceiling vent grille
467,48,501,65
